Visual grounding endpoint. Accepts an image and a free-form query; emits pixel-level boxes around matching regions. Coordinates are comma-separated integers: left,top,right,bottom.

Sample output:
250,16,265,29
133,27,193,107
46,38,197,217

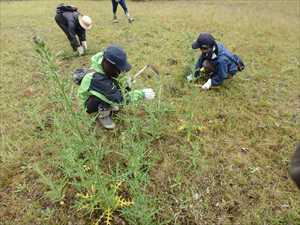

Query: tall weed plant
33,36,171,225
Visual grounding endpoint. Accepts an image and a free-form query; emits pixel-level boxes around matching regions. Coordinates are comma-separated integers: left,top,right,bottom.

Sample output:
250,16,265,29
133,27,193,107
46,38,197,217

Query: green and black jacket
78,52,144,108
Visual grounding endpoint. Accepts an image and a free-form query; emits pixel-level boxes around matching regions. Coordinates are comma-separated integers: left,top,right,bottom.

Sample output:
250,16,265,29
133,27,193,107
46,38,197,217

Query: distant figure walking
290,143,300,189
111,0,134,23
55,4,92,56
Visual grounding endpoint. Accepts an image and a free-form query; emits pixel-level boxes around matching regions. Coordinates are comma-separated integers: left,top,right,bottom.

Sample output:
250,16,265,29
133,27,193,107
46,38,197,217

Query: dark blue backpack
224,54,245,72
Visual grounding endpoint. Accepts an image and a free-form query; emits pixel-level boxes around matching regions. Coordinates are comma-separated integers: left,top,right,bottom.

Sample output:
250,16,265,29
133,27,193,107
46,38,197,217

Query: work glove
186,73,194,82
142,88,155,100
82,41,87,50
186,69,202,82
126,75,135,90
201,79,212,90
77,46,84,56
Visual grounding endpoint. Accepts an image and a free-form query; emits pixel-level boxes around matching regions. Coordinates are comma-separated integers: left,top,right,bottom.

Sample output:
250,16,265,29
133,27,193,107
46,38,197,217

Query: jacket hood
216,43,226,57
91,52,104,73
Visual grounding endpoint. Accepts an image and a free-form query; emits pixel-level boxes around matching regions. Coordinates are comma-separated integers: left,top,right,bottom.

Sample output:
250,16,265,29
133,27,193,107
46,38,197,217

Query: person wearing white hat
55,4,92,56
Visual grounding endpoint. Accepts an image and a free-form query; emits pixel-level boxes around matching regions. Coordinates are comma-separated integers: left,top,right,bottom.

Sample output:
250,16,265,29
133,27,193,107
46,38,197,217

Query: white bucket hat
78,15,92,30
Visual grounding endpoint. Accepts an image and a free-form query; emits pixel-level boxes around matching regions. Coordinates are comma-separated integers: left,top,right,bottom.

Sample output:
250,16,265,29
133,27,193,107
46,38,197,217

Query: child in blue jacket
188,33,244,90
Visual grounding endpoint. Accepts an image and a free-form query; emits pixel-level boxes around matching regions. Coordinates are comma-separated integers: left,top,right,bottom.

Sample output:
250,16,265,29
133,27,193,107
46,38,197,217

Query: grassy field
1,1,300,225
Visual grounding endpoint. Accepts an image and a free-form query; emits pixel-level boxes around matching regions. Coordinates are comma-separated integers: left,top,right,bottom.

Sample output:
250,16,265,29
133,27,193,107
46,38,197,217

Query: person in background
290,143,300,190
55,4,92,56
187,32,244,90
111,0,134,23
76,45,155,129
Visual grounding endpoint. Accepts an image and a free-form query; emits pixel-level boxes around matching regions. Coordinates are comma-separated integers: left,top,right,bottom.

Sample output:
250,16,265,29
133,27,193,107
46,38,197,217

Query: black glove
194,69,200,78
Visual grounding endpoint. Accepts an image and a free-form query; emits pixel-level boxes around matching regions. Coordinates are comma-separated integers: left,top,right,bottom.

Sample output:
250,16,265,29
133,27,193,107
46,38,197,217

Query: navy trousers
112,0,128,14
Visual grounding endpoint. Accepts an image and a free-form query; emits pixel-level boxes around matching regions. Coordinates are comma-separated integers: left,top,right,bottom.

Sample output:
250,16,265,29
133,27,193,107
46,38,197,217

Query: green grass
1,1,300,225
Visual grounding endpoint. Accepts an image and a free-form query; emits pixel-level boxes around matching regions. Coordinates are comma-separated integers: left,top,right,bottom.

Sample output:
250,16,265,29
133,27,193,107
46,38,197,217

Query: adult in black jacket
55,4,92,55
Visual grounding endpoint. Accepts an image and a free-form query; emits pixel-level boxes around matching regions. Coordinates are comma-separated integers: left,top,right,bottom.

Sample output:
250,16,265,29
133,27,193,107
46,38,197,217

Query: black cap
103,45,131,72
192,33,216,49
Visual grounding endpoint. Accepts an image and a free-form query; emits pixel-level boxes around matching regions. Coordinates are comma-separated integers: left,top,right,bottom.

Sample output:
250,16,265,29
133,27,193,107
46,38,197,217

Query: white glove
201,79,212,90
126,76,135,89
82,41,87,50
186,73,194,82
142,88,155,100
77,46,84,56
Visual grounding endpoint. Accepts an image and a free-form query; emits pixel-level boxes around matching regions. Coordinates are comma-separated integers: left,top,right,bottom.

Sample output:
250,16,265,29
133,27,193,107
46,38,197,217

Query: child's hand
201,79,212,90
126,75,135,89
186,73,194,82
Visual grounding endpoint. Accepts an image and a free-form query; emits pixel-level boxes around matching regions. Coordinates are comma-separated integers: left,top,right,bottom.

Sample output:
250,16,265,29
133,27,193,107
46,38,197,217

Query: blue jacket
195,43,238,86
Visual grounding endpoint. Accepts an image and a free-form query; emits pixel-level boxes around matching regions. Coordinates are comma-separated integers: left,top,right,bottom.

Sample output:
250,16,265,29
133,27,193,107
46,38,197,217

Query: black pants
86,95,110,114
112,0,128,14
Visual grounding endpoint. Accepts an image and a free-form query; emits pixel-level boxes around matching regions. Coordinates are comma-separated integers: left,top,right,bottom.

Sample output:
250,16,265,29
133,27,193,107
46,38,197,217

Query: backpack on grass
72,68,95,85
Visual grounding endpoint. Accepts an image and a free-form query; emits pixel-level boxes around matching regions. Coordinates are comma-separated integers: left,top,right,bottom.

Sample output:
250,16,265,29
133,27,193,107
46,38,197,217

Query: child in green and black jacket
77,45,155,129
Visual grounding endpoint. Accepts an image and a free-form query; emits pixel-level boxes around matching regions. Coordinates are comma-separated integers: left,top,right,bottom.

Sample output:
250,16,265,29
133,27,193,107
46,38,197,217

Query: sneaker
113,15,118,23
97,115,116,129
97,107,116,129
111,105,120,112
186,73,194,82
128,17,134,23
